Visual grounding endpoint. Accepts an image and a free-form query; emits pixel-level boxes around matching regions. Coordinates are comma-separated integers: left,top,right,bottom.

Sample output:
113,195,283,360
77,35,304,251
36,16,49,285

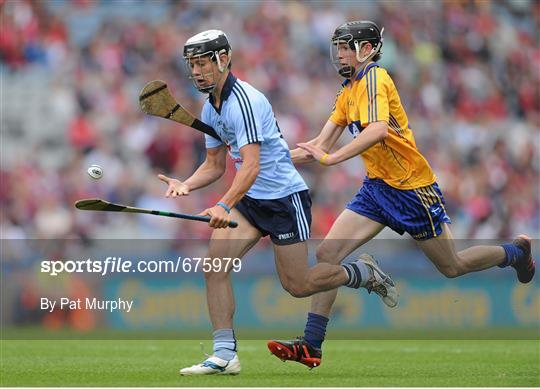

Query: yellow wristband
320,153,330,165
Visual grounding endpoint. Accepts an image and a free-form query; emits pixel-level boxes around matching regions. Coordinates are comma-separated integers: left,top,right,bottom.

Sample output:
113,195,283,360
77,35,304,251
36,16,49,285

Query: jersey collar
209,72,237,112
341,62,379,87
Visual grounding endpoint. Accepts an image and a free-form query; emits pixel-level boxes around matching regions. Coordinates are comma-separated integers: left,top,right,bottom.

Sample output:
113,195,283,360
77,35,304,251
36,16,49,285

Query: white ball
87,164,103,180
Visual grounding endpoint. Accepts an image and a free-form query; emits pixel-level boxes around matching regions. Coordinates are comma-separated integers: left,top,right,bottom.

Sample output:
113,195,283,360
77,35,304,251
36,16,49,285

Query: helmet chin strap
204,50,232,96
199,50,232,94
338,65,356,78
339,42,371,80
353,41,376,63
199,85,214,94
216,49,231,73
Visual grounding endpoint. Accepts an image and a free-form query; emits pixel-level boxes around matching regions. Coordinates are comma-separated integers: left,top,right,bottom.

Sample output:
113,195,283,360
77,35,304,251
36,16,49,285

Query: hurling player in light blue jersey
156,30,397,376
201,75,308,200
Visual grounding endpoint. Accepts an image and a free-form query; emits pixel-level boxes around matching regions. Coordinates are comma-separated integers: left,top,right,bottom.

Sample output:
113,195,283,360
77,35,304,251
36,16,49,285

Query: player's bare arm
291,120,345,164
298,120,387,165
200,143,260,229
158,145,227,198
184,145,227,190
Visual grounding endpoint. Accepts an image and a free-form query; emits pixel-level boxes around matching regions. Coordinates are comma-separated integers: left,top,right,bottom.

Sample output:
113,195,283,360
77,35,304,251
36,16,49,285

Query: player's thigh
317,209,385,264
415,223,460,270
207,208,262,264
273,241,309,286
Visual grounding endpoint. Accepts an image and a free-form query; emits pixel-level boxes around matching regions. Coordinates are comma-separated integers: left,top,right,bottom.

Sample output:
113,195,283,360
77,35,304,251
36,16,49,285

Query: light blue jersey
201,73,308,200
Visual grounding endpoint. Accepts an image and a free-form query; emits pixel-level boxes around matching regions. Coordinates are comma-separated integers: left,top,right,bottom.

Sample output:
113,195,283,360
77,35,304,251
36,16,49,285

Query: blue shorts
346,178,451,240
235,190,311,245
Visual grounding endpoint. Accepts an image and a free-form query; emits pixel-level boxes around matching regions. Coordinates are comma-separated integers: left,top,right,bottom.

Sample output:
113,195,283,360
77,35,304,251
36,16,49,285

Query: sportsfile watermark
2,239,538,341
40,257,242,276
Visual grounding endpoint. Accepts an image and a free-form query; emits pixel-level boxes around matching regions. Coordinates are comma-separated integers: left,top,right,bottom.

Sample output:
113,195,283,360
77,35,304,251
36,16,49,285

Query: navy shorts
235,190,312,245
346,178,451,240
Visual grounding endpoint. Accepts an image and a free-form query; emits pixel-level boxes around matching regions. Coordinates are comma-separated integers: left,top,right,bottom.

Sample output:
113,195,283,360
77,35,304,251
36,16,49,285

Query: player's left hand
297,143,334,165
199,205,231,229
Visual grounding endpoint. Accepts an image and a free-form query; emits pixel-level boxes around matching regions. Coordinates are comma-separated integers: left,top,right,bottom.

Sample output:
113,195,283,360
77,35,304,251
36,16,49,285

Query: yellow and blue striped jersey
329,63,436,190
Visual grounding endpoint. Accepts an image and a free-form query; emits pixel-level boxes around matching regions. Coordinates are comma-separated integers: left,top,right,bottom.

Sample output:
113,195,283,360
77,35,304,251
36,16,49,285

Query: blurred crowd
1,0,539,242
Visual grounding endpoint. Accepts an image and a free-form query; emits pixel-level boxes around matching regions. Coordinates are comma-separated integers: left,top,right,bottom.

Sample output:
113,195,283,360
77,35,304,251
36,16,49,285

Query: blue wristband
216,201,231,214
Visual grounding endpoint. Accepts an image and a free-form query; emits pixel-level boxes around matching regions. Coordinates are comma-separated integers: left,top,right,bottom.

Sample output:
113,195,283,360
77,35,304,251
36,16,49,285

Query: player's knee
439,266,462,278
287,286,310,298
282,279,311,298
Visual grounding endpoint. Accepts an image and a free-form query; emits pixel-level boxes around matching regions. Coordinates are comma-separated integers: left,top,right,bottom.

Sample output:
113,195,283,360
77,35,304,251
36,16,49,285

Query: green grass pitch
1,339,539,386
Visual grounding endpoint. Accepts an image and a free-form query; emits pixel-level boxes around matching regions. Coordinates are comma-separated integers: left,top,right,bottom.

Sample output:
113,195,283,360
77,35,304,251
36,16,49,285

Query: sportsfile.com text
41,257,242,276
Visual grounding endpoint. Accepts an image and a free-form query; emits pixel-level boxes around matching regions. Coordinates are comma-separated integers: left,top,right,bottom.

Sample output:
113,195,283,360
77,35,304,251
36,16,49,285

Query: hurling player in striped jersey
268,20,535,369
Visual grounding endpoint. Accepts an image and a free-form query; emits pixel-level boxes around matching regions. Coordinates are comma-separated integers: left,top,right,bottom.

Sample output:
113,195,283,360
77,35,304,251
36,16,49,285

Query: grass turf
1,339,539,386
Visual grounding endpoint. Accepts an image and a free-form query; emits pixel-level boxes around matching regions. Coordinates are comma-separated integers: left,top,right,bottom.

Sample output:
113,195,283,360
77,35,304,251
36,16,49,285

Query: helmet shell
332,21,382,50
183,30,231,58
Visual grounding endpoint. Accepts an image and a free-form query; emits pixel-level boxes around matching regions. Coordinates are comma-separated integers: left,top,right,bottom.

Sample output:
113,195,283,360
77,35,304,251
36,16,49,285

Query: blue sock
342,261,371,288
303,312,329,349
499,243,525,268
213,328,237,361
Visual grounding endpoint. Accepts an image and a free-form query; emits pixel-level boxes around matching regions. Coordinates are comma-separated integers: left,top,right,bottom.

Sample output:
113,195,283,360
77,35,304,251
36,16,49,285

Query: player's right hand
157,174,190,197
290,147,315,164
198,205,230,229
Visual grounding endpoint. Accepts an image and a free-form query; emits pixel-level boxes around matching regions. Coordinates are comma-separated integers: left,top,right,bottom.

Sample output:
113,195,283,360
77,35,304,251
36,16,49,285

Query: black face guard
330,34,356,79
